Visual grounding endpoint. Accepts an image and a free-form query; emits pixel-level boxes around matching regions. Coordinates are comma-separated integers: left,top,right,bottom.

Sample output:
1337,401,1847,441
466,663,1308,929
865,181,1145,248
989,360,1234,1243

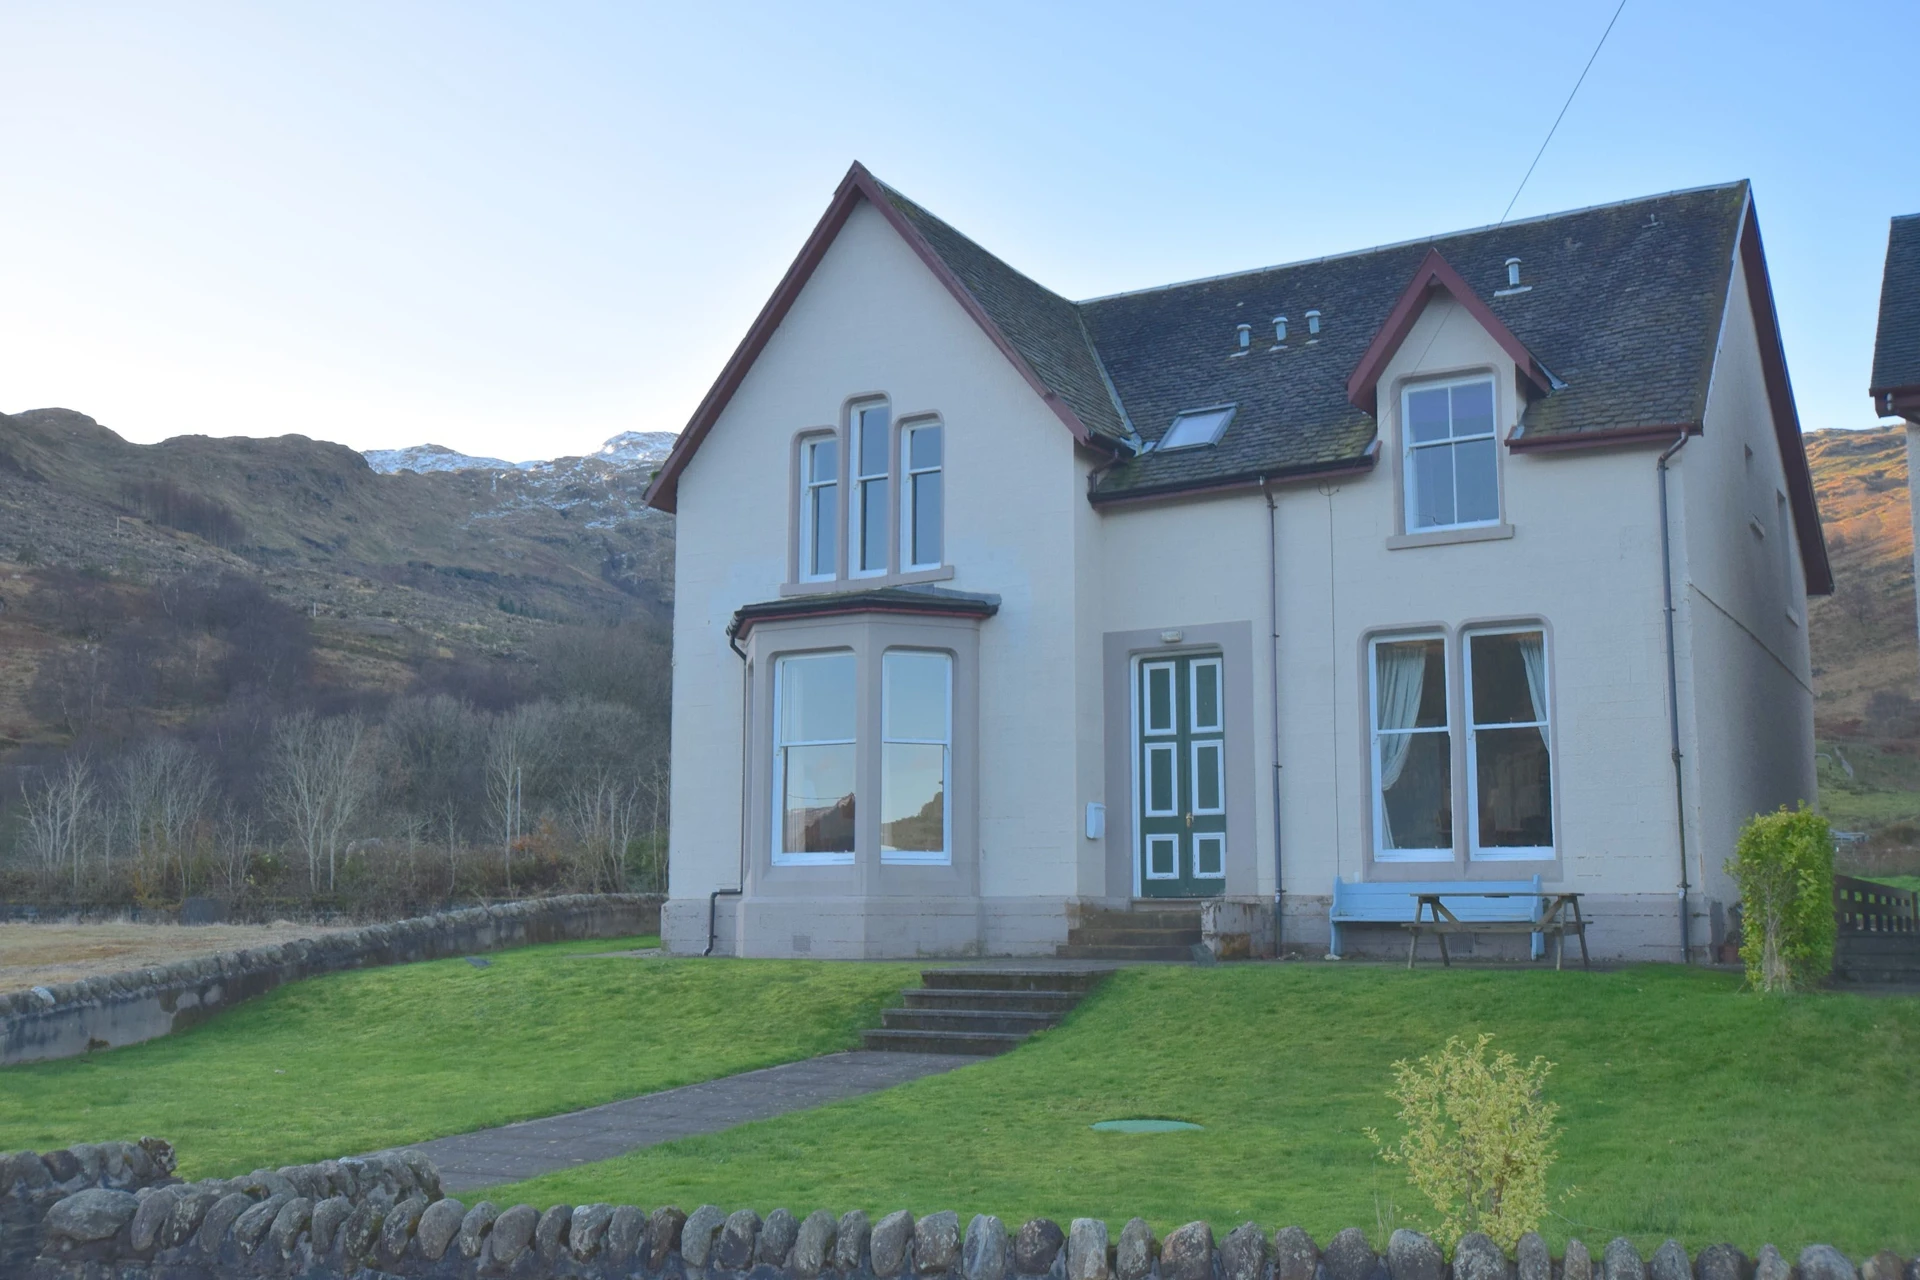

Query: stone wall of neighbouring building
10,1139,1912,1280
0,893,662,1065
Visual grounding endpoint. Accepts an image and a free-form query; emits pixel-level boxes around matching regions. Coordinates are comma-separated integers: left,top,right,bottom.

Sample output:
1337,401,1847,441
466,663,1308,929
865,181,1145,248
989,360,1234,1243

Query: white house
645,163,1830,963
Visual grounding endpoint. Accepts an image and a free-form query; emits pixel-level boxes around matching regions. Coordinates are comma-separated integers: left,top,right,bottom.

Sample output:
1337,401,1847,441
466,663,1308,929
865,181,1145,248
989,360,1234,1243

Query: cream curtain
1519,633,1548,746
1375,644,1429,848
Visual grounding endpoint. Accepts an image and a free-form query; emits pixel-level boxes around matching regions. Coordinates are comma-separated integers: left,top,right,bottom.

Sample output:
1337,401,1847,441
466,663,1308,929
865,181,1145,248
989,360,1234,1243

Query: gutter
1657,430,1693,963
709,637,750,957
1261,477,1285,952
1089,445,1379,509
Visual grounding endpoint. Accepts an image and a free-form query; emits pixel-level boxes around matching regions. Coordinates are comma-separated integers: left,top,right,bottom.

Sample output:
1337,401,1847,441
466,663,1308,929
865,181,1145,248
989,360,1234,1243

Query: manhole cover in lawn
1090,1119,1203,1133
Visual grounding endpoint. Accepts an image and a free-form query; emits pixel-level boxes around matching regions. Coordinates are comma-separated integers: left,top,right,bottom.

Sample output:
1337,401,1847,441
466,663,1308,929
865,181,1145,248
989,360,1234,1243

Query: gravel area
0,920,351,992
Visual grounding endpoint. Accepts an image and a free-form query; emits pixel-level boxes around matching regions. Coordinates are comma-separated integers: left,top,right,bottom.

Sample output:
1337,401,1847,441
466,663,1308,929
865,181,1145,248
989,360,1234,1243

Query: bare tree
22,756,101,894
116,738,215,894
564,769,639,892
215,801,254,897
266,711,375,892
485,703,558,887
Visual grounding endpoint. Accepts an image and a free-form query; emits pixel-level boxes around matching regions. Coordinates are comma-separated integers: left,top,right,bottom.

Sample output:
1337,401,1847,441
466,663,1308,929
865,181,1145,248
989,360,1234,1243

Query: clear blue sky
2,1,1914,461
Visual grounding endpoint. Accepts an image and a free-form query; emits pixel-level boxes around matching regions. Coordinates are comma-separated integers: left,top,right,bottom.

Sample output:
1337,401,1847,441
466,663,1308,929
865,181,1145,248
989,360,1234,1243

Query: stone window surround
1356,615,1563,882
1386,361,1518,548
739,611,982,903
782,397,955,597
1100,621,1259,901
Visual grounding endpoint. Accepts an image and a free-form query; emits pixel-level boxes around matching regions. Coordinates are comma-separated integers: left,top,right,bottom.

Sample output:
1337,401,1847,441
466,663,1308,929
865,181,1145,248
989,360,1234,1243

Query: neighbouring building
645,164,1830,962
1871,213,1920,646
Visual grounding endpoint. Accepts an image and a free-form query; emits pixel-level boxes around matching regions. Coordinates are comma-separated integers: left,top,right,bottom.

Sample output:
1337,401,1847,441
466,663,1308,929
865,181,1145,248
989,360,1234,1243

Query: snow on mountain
363,430,678,476
362,443,525,475
593,431,679,468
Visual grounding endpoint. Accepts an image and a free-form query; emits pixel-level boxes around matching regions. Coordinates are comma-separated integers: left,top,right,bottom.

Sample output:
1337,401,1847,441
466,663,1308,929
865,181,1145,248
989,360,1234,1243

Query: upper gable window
902,422,943,571
800,435,838,582
1404,377,1499,531
851,402,891,576
1159,405,1236,451
794,397,950,589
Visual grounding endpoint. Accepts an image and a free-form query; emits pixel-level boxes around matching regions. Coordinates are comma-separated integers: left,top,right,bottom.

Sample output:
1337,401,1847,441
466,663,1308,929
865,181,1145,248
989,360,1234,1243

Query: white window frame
771,651,858,867
851,401,890,578
799,434,838,583
901,420,943,572
879,648,952,866
1368,632,1454,863
1463,625,1555,862
1402,374,1501,533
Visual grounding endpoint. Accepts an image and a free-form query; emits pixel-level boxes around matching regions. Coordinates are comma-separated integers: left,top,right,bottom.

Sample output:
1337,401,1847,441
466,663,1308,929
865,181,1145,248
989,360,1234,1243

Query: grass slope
0,938,917,1178
486,965,1920,1257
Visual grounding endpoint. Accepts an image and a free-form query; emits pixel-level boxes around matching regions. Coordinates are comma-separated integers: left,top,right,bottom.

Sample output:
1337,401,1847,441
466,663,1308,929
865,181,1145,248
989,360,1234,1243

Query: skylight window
1159,405,1236,451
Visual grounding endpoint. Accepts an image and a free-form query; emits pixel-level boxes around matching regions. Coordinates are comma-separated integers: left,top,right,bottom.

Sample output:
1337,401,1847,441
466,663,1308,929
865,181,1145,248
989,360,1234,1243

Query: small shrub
1367,1033,1559,1251
1726,805,1836,993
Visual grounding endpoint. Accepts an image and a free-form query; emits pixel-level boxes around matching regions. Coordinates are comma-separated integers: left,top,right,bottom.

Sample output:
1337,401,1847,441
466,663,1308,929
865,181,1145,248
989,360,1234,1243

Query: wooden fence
1833,874,1919,934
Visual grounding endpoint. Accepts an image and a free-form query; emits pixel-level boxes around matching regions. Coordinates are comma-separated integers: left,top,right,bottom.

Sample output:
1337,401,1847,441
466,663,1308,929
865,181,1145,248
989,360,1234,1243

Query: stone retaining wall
0,893,662,1064
13,1140,1913,1280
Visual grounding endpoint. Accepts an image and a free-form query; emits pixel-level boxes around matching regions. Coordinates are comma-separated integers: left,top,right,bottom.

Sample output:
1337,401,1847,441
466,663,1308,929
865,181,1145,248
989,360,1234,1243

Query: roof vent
1271,316,1288,348
1234,323,1252,356
1495,258,1532,297
1305,310,1321,338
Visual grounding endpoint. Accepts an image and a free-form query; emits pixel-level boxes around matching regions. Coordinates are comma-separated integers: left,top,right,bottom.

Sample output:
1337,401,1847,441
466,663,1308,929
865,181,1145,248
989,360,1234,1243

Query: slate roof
729,584,1002,643
878,183,1133,445
881,182,1750,499
1872,214,1920,402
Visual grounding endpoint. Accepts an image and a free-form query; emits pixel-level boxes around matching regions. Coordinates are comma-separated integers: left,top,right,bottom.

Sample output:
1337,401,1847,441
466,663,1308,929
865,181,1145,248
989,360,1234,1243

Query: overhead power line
1499,0,1630,225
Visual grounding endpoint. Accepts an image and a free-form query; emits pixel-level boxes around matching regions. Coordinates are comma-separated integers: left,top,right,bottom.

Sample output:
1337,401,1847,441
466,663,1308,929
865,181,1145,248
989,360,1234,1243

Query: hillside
0,407,676,753
1804,425,1919,732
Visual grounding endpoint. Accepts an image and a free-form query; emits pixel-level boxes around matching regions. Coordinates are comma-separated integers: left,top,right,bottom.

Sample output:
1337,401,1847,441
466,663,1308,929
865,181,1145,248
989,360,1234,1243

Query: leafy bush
1727,805,1836,993
1368,1033,1559,1251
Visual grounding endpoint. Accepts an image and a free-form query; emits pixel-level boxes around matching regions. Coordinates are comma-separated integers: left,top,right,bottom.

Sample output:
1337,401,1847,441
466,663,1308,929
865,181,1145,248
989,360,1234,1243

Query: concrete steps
1056,904,1203,962
863,967,1110,1056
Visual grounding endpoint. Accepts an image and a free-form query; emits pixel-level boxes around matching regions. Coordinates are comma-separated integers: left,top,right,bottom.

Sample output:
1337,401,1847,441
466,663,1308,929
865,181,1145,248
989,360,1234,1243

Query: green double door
1137,653,1227,898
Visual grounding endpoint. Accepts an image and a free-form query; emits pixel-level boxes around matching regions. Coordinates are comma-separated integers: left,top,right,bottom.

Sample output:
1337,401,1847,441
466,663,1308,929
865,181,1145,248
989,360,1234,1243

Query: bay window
880,649,951,862
773,652,857,864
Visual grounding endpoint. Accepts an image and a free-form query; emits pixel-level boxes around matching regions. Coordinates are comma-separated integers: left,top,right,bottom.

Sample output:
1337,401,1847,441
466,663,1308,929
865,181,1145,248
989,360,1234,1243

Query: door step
1057,906,1203,961
863,968,1113,1055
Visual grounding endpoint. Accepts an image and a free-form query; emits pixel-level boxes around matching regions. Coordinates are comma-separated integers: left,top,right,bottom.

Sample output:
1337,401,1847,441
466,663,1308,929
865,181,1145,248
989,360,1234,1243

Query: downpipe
708,636,750,957
1262,478,1285,952
1658,431,1693,963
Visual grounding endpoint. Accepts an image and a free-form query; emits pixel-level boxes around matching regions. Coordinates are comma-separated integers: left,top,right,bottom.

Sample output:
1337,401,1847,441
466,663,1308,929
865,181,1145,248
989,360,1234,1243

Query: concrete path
380,1051,974,1192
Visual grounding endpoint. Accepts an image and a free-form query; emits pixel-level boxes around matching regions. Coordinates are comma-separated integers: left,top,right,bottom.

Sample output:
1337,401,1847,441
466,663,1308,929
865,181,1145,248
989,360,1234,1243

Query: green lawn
484,964,1919,1257
0,936,917,1178
1865,875,1920,894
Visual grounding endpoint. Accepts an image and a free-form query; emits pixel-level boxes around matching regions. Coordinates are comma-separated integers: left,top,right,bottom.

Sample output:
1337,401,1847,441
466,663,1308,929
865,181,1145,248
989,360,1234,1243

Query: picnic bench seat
1329,875,1545,959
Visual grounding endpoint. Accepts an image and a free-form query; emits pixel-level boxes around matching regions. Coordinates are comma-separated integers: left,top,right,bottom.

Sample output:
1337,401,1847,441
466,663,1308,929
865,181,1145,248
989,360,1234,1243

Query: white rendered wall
663,199,1088,953
1675,252,1818,938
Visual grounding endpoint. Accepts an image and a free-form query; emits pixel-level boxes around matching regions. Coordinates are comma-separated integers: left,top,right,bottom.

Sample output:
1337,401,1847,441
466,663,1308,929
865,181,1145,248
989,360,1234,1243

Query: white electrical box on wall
1085,802,1106,840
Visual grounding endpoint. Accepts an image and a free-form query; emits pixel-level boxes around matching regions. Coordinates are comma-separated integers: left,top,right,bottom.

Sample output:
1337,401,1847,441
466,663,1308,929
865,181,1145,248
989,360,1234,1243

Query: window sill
1386,523,1515,551
772,853,856,867
781,566,955,597
880,852,953,867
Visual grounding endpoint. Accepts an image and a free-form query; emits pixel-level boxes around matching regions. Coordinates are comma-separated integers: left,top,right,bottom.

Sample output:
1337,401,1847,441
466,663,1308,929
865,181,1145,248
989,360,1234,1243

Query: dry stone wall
12,1140,1915,1280
0,893,662,1065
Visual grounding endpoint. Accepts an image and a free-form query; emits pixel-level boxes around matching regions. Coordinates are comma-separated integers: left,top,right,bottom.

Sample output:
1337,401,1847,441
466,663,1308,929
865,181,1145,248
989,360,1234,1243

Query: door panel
1137,653,1228,897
